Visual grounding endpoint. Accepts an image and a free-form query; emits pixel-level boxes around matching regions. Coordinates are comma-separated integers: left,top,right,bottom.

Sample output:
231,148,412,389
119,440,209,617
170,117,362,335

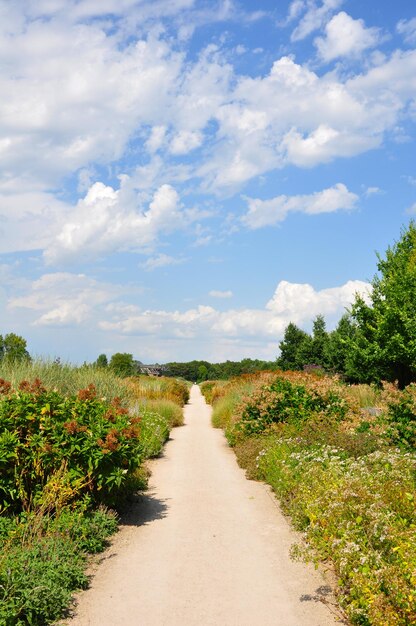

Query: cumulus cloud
44,182,191,263
99,279,371,344
9,273,121,327
242,183,358,228
315,12,382,62
209,290,233,298
0,2,415,259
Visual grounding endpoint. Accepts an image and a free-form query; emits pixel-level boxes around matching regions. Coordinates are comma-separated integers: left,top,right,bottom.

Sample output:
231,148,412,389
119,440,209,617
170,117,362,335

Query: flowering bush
232,374,349,439
0,379,143,512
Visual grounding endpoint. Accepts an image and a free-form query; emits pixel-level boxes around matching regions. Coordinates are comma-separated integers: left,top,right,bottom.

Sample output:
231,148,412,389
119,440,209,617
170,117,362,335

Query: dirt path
65,385,342,626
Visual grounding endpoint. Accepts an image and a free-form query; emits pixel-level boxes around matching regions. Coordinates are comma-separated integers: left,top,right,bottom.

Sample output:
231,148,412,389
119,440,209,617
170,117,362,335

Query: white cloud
145,126,167,153
170,130,203,154
9,273,121,327
43,182,192,263
209,290,233,298
406,202,416,215
397,18,416,45
141,254,185,270
365,186,383,197
98,278,371,347
0,3,415,259
290,0,344,42
242,183,358,228
315,12,382,62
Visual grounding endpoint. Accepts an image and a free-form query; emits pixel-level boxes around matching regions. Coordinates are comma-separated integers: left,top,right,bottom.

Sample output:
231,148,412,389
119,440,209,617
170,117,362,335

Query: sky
0,0,415,364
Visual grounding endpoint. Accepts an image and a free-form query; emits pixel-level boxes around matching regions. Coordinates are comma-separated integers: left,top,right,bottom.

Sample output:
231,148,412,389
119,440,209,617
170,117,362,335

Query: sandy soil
64,385,344,626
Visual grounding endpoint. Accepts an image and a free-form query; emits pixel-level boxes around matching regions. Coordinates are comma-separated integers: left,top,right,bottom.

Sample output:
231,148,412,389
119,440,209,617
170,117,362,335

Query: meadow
0,360,189,626
201,372,416,626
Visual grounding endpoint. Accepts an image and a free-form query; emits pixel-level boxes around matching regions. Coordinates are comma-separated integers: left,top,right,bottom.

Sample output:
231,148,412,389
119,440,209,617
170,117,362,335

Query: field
0,361,189,626
201,372,416,626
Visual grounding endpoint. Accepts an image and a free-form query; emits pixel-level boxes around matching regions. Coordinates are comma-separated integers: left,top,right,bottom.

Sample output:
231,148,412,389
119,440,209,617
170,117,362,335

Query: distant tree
197,364,209,382
0,333,30,362
349,221,416,388
277,322,311,370
95,354,108,368
109,353,134,377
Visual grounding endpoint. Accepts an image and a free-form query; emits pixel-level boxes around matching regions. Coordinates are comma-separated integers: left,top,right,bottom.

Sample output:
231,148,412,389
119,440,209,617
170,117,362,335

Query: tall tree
350,221,416,388
109,353,135,377
0,333,30,362
325,314,357,376
95,354,108,368
309,314,329,367
277,322,311,371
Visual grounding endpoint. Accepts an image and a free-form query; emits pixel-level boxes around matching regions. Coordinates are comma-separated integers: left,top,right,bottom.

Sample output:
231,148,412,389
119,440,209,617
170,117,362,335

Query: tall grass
0,359,129,401
201,373,276,429
125,375,189,406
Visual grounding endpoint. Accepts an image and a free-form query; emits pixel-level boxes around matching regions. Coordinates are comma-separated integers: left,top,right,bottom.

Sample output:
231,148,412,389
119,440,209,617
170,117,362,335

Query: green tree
109,353,134,377
277,322,311,371
350,221,416,388
325,314,357,376
309,314,329,368
95,354,108,368
0,333,30,362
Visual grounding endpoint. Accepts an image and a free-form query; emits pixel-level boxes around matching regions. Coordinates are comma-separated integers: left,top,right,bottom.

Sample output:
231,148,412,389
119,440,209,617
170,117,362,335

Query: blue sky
0,0,415,363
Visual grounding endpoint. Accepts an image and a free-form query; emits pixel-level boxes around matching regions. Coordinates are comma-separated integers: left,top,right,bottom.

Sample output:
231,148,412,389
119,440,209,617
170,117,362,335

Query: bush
0,380,143,513
233,375,348,439
0,534,88,625
139,411,170,458
384,384,416,449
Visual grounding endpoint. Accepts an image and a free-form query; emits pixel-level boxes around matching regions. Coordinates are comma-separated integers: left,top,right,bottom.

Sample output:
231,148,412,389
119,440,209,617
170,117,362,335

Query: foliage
126,375,190,406
232,373,348,439
165,358,278,382
0,358,131,402
109,352,135,377
134,399,184,428
277,323,311,371
349,221,416,388
95,353,108,368
384,384,416,449
257,442,416,625
0,506,118,626
0,333,31,363
139,410,170,458
0,380,143,513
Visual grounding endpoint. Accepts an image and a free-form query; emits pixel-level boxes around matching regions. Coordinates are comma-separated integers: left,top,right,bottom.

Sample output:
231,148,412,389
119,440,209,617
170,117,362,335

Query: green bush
384,384,416,449
0,379,143,513
234,376,347,438
0,535,88,625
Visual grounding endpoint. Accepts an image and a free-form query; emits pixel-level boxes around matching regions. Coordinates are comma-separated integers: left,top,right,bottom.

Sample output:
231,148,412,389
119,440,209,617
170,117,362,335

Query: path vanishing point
66,385,342,626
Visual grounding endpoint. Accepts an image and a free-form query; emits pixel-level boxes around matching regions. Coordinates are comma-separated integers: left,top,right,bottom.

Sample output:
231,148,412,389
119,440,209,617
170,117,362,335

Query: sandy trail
65,385,341,626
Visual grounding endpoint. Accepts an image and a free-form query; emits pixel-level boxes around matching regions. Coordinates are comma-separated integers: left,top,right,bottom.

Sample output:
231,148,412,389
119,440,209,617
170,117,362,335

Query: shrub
139,411,170,458
0,380,143,513
233,375,348,439
384,384,416,449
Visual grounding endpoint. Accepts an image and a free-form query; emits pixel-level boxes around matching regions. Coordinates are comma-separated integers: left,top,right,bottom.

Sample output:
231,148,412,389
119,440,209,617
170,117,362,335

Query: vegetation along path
66,385,340,626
